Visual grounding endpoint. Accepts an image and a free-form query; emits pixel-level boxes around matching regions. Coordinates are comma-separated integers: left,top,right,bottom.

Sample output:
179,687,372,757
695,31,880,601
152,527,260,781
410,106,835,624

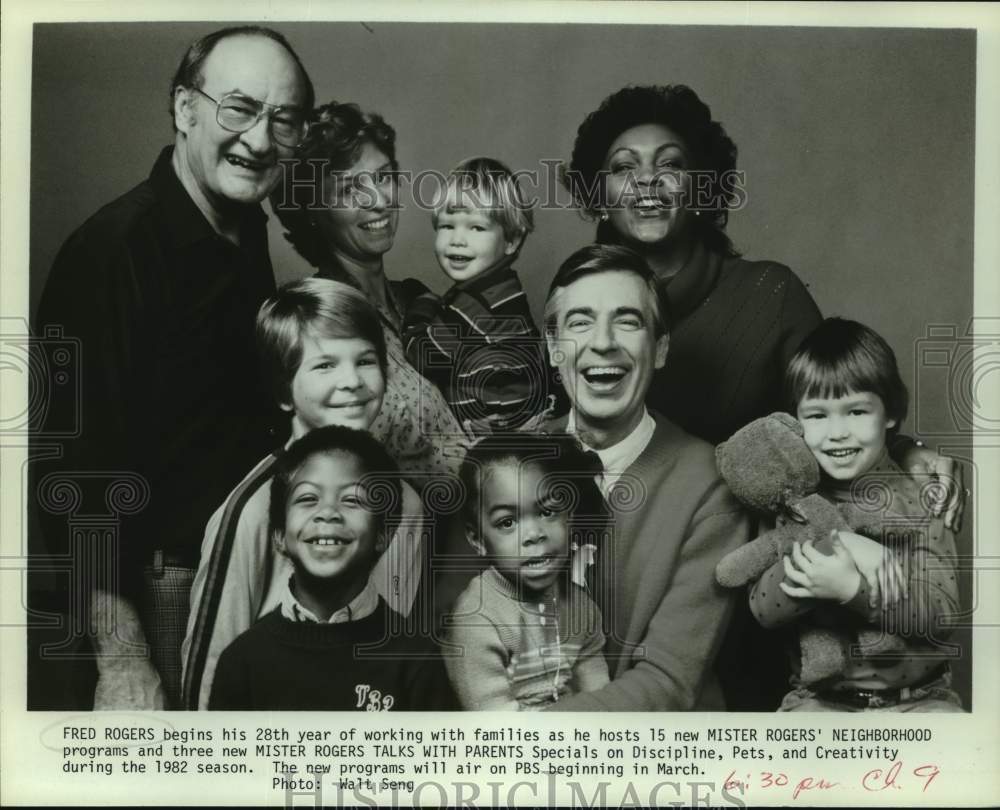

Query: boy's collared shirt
568,408,656,497
280,577,379,624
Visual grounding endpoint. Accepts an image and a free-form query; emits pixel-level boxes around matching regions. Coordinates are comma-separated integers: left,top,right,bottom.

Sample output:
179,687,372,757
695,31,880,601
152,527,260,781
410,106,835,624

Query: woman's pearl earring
599,210,609,222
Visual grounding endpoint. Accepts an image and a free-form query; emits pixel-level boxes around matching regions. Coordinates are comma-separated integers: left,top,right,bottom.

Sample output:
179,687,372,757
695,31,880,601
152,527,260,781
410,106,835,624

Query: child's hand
779,537,861,603
835,530,906,610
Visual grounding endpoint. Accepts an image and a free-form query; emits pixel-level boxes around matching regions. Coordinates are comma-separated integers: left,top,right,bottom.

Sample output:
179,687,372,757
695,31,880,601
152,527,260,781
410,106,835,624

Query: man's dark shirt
34,146,280,598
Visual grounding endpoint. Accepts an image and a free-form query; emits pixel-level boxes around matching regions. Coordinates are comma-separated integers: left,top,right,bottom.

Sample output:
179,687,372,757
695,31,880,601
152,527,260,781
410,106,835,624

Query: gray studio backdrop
29,21,975,704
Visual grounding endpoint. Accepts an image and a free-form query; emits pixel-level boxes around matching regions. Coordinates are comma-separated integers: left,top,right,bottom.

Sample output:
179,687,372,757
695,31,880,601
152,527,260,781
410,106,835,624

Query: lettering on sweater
354,684,395,711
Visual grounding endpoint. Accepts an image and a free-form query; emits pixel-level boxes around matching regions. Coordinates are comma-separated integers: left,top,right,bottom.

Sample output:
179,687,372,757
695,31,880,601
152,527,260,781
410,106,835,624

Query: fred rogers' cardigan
545,412,749,711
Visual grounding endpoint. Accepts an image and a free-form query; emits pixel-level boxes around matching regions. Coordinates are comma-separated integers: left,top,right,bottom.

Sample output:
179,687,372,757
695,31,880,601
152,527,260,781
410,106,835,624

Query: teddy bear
714,412,905,685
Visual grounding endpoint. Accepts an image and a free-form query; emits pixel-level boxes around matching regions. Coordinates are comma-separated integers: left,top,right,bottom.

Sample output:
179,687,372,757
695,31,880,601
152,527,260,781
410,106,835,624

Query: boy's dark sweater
209,602,457,710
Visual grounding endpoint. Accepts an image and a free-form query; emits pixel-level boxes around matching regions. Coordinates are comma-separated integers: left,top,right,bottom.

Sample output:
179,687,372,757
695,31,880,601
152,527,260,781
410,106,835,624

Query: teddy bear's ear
770,411,804,436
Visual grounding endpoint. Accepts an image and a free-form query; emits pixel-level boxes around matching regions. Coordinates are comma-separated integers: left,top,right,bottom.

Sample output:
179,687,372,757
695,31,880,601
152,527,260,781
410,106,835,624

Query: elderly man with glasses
34,26,313,709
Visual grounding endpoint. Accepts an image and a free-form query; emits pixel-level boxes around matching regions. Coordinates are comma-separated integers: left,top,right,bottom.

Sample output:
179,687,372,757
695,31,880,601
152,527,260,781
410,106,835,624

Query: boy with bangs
749,318,963,712
402,157,553,434
181,278,425,710
209,426,456,710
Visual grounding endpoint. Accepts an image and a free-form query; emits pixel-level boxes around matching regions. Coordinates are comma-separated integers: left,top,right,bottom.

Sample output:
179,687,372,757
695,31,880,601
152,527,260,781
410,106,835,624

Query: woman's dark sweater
652,242,822,445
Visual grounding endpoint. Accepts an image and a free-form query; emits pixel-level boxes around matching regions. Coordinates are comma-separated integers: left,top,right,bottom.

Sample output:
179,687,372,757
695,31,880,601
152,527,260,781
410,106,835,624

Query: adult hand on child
900,443,966,532
835,530,906,610
779,537,861,604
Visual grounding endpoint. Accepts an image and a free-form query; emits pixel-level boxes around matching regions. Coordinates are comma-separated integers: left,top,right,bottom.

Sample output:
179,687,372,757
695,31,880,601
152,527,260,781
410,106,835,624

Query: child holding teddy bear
738,318,964,712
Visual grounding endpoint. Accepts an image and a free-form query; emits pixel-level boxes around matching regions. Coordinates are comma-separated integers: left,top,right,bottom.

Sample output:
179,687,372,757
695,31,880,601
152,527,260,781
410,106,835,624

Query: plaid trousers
140,559,195,709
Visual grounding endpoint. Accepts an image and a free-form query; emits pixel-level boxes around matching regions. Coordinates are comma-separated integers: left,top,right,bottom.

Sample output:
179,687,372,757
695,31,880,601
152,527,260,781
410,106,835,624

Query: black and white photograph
3,1,998,806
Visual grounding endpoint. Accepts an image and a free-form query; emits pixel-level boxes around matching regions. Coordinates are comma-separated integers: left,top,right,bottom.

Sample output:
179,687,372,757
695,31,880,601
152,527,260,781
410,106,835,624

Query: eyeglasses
194,88,307,148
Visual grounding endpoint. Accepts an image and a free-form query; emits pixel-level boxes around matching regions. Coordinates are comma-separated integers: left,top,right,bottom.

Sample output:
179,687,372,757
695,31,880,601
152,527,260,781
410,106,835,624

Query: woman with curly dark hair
564,84,822,445
272,102,469,480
